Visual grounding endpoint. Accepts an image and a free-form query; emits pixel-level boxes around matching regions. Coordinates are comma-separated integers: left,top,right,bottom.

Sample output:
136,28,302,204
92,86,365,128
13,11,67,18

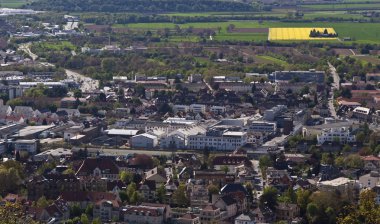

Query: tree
342,144,352,153
337,190,380,224
129,191,140,205
80,214,89,224
36,196,49,208
307,203,319,224
0,202,39,224
101,58,117,73
120,170,133,183
356,131,366,144
172,183,189,207
156,184,166,203
85,204,93,218
221,165,229,174
92,218,102,224
207,184,219,195
127,182,137,200
73,89,82,99
321,153,334,165
260,186,278,210
259,155,273,178
297,188,311,215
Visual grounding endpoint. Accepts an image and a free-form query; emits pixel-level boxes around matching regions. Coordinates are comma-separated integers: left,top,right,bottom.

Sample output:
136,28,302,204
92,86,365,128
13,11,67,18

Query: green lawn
0,0,29,8
256,55,289,67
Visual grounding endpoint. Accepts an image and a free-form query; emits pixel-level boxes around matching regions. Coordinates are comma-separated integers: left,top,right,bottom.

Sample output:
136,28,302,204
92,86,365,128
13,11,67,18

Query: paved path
328,62,340,119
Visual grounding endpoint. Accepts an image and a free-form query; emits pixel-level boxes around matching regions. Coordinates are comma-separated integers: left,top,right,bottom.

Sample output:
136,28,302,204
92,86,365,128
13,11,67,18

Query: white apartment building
247,121,277,133
264,105,287,121
317,127,356,144
190,104,206,114
173,105,190,113
210,106,226,114
188,131,248,151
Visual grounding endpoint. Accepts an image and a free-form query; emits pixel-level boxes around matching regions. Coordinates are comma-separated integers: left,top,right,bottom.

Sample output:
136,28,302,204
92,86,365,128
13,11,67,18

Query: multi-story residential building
173,105,190,113
316,127,356,145
121,205,167,224
188,130,247,151
177,213,201,224
268,70,325,83
190,104,206,114
210,106,226,114
263,105,287,121
199,205,221,224
247,120,277,133
93,200,121,222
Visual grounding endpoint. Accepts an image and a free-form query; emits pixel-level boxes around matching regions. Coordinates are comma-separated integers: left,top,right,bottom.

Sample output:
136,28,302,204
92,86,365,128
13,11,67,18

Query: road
72,147,175,156
328,62,340,119
65,69,99,92
19,43,38,61
251,159,264,199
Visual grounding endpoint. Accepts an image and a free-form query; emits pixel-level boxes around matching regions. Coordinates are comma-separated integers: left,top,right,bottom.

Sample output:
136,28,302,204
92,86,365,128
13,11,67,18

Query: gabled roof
212,155,250,166
219,195,237,206
220,183,248,195
76,157,119,176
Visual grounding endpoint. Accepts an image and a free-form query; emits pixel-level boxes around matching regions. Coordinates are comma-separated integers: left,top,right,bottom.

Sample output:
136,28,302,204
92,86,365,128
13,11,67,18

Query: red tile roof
76,158,119,176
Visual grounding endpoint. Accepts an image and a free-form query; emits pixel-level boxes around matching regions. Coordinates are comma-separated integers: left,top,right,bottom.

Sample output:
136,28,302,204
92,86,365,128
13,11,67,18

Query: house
76,157,120,180
234,213,256,224
0,105,12,116
121,204,167,224
266,167,292,191
144,167,167,187
199,205,221,224
28,199,70,223
60,97,86,108
317,177,359,201
190,104,206,114
177,213,201,224
93,199,121,222
352,106,371,121
14,106,34,118
56,108,80,118
139,179,157,202
220,183,248,212
361,156,380,171
275,203,300,222
358,171,380,190
213,195,238,219
27,173,80,200
212,155,251,174
59,191,120,210
252,207,275,223
131,133,158,149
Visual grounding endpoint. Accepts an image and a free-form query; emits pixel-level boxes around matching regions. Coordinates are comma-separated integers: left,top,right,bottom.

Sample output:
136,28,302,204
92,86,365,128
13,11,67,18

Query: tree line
26,0,255,13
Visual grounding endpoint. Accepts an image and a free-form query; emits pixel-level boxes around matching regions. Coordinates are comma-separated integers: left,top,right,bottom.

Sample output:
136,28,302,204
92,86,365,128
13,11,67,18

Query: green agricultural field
32,41,77,52
0,0,29,8
302,3,380,10
116,21,380,44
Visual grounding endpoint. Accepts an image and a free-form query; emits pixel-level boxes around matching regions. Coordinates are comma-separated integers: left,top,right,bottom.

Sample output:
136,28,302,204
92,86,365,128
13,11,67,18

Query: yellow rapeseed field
268,28,337,40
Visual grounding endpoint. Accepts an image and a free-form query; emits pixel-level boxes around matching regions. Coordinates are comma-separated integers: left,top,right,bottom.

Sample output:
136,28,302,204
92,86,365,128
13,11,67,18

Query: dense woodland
26,0,255,12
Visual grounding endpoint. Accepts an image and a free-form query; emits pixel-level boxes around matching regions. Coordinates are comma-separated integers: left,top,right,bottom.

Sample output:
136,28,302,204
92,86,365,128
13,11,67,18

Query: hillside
25,0,255,12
